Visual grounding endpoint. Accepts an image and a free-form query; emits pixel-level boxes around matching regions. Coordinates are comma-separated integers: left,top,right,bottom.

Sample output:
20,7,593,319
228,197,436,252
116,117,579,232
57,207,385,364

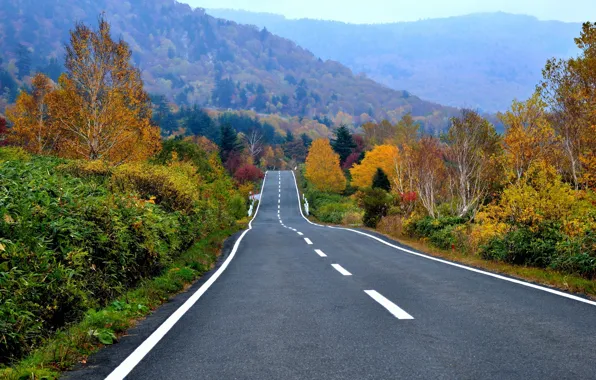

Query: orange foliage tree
7,73,61,154
9,17,161,163
305,139,346,193
350,144,399,189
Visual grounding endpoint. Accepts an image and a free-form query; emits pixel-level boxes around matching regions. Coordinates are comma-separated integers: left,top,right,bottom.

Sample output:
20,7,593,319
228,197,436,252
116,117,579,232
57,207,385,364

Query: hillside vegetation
0,0,460,133
207,10,581,112
299,22,596,287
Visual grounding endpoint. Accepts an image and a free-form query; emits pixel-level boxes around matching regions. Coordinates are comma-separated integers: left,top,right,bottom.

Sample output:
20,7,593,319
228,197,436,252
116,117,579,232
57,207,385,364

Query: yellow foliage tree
305,139,346,193
51,17,160,162
7,73,61,154
350,145,399,189
499,93,560,182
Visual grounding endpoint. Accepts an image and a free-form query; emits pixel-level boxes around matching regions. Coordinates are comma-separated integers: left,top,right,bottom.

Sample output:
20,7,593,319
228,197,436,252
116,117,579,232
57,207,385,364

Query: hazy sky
182,0,595,23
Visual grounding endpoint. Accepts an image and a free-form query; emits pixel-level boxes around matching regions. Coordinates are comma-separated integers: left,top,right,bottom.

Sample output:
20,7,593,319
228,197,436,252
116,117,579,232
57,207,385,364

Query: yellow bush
111,161,202,213
58,160,112,178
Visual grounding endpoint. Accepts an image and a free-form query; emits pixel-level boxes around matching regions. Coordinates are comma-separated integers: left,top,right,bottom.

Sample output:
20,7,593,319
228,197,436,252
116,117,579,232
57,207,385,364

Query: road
90,170,595,379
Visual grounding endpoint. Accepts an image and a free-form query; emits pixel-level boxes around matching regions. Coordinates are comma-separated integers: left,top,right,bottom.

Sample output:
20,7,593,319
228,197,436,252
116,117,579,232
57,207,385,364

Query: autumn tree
362,119,395,147
411,137,446,218
443,110,501,218
243,128,264,161
305,139,346,193
331,124,356,163
499,93,560,181
7,73,61,154
350,144,399,189
539,21,596,189
394,113,419,148
48,17,159,162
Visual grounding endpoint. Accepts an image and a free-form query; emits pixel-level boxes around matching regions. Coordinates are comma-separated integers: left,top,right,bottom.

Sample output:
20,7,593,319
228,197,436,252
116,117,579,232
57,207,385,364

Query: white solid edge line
105,172,269,380
365,290,413,320
290,170,596,308
329,225,596,307
291,170,324,227
304,238,313,244
315,249,327,257
331,263,352,276
297,232,304,236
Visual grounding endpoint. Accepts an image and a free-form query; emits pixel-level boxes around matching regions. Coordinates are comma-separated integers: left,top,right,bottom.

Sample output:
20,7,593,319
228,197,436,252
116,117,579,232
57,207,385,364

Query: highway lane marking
365,290,414,320
315,249,327,257
105,172,269,380
304,238,313,244
331,264,352,276
329,227,596,308
297,232,304,236
289,171,596,308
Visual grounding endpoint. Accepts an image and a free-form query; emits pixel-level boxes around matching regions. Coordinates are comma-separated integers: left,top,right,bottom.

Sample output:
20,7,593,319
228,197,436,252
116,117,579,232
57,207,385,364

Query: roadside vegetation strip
362,230,596,301
0,227,242,380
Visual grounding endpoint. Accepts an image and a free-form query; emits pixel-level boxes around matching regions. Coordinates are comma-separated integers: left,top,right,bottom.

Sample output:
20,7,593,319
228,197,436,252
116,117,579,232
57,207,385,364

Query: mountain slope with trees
0,0,460,133
206,10,581,112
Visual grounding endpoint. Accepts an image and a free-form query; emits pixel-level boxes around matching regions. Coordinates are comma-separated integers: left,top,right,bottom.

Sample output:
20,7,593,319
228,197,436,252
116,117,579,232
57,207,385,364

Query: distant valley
207,9,581,112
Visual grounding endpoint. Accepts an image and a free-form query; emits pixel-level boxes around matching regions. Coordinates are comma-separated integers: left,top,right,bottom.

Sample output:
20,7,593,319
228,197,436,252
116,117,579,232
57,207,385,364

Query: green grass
0,226,242,380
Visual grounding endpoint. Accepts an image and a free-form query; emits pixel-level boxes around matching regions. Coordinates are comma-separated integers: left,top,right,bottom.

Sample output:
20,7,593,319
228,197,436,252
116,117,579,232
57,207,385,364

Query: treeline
302,22,596,280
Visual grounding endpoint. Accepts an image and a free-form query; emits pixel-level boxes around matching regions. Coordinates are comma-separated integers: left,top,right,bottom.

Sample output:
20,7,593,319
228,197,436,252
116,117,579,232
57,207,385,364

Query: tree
283,139,308,162
411,137,446,218
331,124,356,163
300,133,312,148
359,188,391,228
219,123,242,163
350,145,399,189
499,93,560,181
539,22,596,189
243,129,264,161
50,17,160,162
394,113,419,148
305,139,346,193
285,130,295,142
16,44,31,79
7,73,61,154
234,164,264,184
443,110,501,218
372,168,391,191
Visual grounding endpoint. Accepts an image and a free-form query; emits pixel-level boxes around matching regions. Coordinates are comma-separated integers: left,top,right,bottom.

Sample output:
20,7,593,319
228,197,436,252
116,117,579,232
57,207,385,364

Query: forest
0,0,462,134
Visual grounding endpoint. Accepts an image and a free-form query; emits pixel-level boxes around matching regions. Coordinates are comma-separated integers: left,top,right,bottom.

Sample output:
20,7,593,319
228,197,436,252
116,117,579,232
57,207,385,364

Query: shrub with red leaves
341,152,361,170
0,116,8,146
234,164,264,184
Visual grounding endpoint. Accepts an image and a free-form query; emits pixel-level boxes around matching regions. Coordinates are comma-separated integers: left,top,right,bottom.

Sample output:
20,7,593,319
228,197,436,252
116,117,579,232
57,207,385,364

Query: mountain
205,10,582,112
0,0,462,134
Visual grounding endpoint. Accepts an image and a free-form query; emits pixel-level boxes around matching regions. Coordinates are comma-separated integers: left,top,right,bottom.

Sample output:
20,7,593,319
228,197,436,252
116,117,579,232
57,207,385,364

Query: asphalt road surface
80,170,596,380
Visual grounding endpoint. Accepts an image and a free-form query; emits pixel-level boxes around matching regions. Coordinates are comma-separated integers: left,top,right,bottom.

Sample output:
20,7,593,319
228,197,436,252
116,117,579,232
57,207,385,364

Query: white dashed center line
304,238,313,245
331,264,352,276
364,290,414,320
315,249,327,257
297,232,304,236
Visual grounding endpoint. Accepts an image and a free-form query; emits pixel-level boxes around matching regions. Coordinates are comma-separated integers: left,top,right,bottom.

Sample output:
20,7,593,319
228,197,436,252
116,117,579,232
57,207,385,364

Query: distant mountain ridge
0,0,462,134
206,9,582,112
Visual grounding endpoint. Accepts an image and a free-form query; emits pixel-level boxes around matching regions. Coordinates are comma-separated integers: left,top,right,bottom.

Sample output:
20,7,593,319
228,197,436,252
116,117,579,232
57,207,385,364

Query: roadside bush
358,188,392,228
0,148,239,364
111,162,201,214
0,146,30,163
481,221,565,267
